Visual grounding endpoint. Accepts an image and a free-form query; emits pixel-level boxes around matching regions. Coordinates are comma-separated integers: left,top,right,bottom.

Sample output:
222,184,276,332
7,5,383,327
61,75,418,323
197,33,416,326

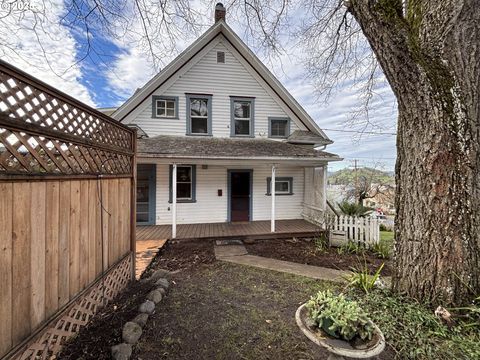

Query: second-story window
187,94,212,135
152,96,178,119
230,97,254,137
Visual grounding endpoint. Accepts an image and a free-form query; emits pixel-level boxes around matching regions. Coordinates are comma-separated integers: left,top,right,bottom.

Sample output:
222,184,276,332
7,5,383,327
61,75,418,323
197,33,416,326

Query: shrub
379,223,388,232
370,241,391,259
314,234,328,253
345,263,384,294
306,290,374,341
337,241,365,255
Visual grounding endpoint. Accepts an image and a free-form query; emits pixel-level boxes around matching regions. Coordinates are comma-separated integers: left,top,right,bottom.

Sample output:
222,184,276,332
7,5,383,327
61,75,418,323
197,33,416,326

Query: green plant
337,201,373,217
345,263,384,294
306,290,374,341
379,223,388,231
314,234,328,253
337,241,365,255
370,241,392,259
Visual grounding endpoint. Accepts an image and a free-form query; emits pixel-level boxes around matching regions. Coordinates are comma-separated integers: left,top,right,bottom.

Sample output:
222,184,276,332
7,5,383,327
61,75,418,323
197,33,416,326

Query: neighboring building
364,186,395,215
111,3,341,236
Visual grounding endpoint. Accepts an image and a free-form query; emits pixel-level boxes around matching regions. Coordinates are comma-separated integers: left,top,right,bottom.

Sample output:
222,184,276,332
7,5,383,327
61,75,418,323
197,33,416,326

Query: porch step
215,239,244,246
214,244,248,258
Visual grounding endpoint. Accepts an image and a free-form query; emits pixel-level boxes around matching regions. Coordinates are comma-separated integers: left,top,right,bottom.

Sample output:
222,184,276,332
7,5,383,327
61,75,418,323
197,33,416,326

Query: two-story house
111,3,341,238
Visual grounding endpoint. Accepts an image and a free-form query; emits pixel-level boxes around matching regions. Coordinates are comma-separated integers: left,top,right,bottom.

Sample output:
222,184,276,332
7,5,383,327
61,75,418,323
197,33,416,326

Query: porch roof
137,135,341,162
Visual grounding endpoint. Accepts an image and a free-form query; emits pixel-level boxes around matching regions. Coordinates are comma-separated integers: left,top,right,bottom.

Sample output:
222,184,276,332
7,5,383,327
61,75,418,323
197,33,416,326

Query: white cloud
0,0,95,106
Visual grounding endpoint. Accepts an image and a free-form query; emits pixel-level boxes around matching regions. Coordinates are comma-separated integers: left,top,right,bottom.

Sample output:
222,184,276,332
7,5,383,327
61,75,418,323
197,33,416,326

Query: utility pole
354,159,358,201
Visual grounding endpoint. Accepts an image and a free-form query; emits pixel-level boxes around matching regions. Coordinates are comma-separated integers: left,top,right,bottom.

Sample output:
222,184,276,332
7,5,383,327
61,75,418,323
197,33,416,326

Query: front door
229,170,252,222
136,164,156,225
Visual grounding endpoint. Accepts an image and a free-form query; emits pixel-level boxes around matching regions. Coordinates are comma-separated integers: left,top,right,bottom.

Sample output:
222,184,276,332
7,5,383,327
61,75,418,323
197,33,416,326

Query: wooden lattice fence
0,59,136,360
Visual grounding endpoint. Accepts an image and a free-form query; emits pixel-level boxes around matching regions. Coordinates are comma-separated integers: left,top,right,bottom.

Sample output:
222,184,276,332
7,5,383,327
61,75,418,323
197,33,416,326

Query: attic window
217,51,225,63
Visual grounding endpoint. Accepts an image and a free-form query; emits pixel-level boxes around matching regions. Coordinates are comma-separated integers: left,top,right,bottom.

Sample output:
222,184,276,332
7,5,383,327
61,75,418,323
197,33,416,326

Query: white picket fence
326,215,380,246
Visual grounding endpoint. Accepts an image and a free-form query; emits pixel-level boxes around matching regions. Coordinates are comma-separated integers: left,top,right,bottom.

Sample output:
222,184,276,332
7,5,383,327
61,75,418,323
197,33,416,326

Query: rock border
111,269,172,360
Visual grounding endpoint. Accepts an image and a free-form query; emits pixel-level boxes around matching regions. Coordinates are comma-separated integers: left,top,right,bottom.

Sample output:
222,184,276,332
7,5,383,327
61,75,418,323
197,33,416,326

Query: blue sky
0,0,397,172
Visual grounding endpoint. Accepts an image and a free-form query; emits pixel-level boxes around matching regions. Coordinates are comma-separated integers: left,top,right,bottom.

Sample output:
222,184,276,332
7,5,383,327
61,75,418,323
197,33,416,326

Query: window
169,165,196,202
269,117,290,138
217,51,225,63
152,96,178,118
230,97,254,136
266,177,293,195
187,95,212,135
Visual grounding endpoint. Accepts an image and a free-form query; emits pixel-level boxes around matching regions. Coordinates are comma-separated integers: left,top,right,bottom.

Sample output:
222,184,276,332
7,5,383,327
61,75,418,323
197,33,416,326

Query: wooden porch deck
136,219,322,241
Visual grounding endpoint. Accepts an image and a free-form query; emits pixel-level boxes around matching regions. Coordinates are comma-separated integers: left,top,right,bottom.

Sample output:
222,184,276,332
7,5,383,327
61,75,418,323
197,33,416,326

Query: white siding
128,36,305,138
154,163,304,225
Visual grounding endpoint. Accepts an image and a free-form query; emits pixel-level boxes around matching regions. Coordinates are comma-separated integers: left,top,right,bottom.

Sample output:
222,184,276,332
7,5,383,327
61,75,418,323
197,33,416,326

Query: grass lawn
380,230,394,243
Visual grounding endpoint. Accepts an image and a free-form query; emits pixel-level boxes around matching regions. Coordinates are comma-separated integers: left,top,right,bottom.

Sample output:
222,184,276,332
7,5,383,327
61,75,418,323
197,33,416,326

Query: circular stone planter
295,303,385,360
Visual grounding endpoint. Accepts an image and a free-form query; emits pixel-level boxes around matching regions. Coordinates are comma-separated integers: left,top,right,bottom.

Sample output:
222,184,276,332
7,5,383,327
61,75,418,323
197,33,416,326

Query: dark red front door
230,171,251,222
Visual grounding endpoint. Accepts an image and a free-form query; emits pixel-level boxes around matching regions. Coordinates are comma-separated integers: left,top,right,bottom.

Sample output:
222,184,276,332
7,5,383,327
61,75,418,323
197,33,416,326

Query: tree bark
348,0,480,305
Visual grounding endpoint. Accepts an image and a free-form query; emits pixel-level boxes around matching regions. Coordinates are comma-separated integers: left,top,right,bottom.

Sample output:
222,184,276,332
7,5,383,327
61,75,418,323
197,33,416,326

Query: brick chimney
215,3,226,23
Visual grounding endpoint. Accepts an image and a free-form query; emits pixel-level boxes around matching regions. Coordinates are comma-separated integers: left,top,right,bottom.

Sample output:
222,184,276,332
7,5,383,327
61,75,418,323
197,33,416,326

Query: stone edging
111,269,171,360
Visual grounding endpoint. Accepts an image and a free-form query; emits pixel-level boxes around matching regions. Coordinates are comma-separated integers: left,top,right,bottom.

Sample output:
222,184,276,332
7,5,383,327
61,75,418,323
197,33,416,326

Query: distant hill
328,167,394,186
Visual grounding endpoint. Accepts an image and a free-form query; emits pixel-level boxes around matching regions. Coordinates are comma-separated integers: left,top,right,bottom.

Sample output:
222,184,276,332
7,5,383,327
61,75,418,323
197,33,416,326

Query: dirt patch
58,280,152,360
245,238,392,276
142,239,216,277
59,239,216,360
135,262,395,359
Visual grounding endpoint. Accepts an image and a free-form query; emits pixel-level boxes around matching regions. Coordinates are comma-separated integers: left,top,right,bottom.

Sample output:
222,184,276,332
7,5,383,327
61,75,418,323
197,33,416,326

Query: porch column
271,164,276,232
172,163,177,238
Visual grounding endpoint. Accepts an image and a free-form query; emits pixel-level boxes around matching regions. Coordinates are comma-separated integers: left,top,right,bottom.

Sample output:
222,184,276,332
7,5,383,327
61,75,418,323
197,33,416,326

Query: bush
306,290,374,341
370,241,392,259
337,241,365,255
344,263,384,294
314,234,328,253
379,223,388,232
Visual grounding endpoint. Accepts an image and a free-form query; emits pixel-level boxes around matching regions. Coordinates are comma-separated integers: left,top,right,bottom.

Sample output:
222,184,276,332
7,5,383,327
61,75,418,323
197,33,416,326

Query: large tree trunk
348,0,480,305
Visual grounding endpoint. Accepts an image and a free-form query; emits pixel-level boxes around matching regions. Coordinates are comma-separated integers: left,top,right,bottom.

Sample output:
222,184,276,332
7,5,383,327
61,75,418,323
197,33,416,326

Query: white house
111,3,341,238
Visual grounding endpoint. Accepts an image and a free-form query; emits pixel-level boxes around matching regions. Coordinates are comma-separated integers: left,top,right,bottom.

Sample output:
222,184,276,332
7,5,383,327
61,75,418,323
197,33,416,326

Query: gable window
230,97,254,137
266,177,293,195
186,95,212,135
169,165,196,202
217,51,225,63
269,117,290,138
152,96,178,119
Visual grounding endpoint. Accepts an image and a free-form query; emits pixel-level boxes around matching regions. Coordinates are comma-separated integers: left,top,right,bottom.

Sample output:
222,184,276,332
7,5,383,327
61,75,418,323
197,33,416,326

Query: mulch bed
58,239,216,360
58,279,152,360
245,238,392,276
142,239,216,276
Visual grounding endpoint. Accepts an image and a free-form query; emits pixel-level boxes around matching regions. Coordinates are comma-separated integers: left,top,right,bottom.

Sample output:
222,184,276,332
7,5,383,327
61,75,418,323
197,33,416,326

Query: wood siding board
45,181,60,319
0,183,13,357
30,181,46,329
11,182,31,344
58,181,70,307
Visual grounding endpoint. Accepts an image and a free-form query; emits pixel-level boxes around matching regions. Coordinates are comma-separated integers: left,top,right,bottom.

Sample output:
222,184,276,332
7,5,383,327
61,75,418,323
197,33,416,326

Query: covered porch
137,219,322,241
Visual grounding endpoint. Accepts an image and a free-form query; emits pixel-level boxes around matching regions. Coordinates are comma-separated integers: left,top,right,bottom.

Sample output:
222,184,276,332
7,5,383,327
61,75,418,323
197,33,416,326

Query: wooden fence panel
0,183,13,356
327,214,380,245
0,59,136,359
0,178,133,358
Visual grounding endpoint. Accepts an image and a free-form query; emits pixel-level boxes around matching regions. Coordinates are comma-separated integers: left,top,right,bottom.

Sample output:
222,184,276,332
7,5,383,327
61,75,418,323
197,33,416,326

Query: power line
323,128,397,135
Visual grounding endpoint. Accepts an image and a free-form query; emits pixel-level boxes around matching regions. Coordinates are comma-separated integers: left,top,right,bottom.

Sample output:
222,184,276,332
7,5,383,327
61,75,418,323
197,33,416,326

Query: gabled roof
112,20,332,145
138,135,341,161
